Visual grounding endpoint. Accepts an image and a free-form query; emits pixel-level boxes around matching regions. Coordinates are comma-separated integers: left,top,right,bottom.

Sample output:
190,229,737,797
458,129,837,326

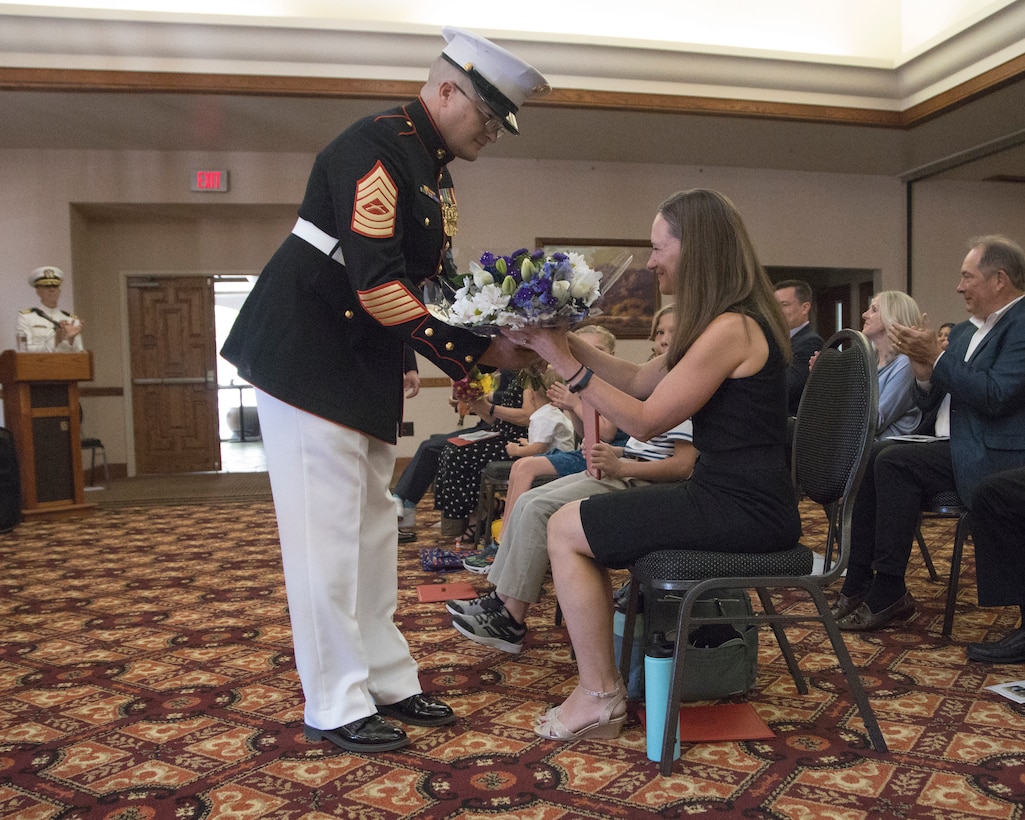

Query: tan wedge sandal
534,679,627,741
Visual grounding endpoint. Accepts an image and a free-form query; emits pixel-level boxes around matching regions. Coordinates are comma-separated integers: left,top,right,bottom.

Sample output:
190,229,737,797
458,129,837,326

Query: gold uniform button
425,328,435,337
424,217,431,227
445,342,454,351
344,310,354,319
464,355,474,363
406,120,413,127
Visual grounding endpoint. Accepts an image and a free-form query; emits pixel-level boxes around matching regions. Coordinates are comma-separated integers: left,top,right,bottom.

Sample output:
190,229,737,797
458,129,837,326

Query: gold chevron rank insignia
352,161,398,238
358,282,428,326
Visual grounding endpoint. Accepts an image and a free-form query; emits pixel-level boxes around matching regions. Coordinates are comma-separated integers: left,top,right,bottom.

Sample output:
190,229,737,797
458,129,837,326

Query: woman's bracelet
568,367,594,393
566,363,585,384
489,402,497,416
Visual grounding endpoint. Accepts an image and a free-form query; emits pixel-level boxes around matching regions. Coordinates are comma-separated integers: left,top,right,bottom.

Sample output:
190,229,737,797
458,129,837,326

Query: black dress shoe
377,693,456,727
967,628,1025,664
398,528,417,543
830,592,865,620
304,715,409,752
838,592,915,632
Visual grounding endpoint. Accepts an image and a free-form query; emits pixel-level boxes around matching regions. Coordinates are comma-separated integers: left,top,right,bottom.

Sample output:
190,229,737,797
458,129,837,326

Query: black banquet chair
914,490,971,637
618,329,886,775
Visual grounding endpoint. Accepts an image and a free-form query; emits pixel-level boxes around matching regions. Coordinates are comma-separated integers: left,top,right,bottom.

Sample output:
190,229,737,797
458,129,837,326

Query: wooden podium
0,350,94,518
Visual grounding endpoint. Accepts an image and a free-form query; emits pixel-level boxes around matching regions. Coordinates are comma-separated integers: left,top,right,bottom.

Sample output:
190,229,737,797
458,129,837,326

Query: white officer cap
441,26,550,135
30,266,64,287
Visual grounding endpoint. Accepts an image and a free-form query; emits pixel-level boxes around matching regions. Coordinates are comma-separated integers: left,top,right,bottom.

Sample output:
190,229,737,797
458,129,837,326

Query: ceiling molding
900,51,1025,125
2,8,1024,116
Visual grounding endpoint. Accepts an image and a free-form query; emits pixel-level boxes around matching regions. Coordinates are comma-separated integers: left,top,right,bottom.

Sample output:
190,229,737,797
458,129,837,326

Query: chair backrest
792,329,878,582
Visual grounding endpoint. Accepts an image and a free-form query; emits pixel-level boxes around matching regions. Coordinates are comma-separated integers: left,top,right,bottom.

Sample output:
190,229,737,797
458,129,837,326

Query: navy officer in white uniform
221,27,549,753
18,266,85,352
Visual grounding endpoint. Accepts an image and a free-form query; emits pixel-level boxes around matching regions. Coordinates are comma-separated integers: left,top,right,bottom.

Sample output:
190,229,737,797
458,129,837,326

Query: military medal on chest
440,186,458,238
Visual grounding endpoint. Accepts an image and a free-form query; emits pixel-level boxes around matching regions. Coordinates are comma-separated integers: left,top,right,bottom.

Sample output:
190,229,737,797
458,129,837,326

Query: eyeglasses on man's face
452,84,505,138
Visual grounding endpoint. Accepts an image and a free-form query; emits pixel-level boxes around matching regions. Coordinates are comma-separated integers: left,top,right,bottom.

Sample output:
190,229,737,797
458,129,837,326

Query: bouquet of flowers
426,247,631,334
452,367,495,426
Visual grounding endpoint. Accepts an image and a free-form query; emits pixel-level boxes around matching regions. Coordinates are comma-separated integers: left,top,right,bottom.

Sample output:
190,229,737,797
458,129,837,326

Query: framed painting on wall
537,238,658,339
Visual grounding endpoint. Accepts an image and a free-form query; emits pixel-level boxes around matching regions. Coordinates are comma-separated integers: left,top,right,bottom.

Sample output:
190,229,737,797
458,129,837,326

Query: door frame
118,269,252,477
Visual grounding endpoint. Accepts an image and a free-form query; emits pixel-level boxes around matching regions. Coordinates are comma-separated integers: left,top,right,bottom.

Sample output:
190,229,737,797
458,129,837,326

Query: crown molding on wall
4,52,1025,131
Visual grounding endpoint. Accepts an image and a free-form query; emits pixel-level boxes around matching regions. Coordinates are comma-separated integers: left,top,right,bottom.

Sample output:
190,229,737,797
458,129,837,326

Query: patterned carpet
1,496,1024,819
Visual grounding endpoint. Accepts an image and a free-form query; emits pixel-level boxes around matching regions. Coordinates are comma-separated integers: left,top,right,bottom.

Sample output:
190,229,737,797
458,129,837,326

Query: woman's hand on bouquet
503,326,577,378
480,332,541,371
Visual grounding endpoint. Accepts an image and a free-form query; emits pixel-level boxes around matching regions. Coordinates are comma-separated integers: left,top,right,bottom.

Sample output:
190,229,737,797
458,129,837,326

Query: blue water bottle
644,631,681,762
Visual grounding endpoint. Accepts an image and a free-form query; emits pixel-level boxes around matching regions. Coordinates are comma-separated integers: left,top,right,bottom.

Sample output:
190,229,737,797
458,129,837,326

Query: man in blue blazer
834,235,1025,634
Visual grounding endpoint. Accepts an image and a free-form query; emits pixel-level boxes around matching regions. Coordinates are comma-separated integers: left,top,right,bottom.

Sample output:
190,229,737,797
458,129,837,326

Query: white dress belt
291,217,346,265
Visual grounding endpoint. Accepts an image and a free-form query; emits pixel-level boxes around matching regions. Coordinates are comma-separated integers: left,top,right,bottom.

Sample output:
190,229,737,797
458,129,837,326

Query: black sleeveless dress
580,313,802,567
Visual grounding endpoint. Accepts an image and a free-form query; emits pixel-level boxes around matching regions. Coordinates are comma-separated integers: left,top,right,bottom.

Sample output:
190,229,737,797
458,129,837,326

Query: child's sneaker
463,542,500,574
452,607,526,654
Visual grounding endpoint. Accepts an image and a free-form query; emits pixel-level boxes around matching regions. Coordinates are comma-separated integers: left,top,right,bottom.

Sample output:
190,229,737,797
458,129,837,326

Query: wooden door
127,276,220,473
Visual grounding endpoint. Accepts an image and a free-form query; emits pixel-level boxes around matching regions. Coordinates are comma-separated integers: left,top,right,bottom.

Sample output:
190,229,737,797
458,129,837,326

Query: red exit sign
191,170,229,192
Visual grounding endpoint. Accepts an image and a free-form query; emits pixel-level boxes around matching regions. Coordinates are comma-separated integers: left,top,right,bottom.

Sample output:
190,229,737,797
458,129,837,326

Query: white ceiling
2,2,1025,183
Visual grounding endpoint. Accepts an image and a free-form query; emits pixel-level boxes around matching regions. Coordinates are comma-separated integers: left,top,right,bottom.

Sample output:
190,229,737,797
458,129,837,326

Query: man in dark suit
835,235,1025,633
967,466,1025,662
774,279,823,415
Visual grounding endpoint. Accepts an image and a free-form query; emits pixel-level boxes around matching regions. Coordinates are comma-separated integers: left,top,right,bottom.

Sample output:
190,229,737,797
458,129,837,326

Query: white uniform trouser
255,389,421,729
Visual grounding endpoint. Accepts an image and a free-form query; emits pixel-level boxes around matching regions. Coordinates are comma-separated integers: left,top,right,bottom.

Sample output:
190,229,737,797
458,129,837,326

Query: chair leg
659,591,695,775
618,580,641,684
809,585,888,752
914,526,940,582
755,588,808,695
942,516,970,638
89,446,97,487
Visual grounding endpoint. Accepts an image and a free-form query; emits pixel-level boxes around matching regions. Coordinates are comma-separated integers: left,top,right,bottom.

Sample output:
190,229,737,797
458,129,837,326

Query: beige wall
909,178,1025,325
2,145,1021,470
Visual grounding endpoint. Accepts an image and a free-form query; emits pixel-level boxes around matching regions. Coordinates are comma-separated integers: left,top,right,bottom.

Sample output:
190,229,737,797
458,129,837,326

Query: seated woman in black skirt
508,188,801,741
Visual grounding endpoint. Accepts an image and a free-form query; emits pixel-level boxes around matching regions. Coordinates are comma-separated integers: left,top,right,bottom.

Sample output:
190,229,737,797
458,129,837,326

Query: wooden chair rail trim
3,55,1024,129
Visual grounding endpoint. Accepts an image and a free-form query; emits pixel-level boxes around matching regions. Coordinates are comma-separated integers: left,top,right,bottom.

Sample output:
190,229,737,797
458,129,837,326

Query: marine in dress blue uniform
221,27,549,752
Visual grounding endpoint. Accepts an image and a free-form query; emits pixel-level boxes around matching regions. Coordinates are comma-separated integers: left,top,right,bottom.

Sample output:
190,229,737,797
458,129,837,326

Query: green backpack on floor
614,587,759,701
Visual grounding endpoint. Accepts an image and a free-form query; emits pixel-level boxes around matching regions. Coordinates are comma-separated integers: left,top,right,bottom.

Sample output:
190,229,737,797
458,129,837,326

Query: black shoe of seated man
830,592,866,620
966,627,1025,664
837,591,915,632
398,528,417,543
377,693,456,726
304,715,409,752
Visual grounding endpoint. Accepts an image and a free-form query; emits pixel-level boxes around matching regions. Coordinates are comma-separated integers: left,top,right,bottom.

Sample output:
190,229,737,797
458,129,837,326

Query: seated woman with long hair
508,188,801,741
860,290,924,438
